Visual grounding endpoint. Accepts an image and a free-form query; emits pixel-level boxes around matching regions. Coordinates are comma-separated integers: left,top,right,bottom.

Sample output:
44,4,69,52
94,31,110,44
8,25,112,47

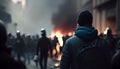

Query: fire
51,31,63,47
49,31,63,61
56,43,60,54
50,31,73,61
50,31,74,47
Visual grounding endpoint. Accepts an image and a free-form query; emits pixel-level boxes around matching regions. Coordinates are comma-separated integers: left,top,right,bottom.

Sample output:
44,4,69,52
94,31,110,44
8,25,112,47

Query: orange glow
49,31,63,61
56,43,62,61
56,43,60,53
50,31,63,47
56,53,62,61
104,27,109,34
68,32,73,36
49,31,73,61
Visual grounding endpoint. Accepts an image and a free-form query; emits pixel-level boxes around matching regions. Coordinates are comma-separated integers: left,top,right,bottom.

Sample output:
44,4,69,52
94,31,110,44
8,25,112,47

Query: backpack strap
77,37,99,56
75,37,100,63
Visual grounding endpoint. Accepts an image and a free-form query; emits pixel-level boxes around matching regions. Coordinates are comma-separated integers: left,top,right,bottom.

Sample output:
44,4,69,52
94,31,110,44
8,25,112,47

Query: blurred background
0,0,119,36
0,0,119,69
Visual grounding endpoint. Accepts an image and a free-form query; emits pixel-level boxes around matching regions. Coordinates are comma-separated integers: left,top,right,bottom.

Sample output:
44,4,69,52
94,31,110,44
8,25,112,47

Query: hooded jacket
75,26,98,42
60,26,111,69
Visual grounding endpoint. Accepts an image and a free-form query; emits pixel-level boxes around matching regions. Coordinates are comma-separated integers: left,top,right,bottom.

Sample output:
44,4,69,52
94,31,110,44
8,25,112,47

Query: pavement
26,57,60,69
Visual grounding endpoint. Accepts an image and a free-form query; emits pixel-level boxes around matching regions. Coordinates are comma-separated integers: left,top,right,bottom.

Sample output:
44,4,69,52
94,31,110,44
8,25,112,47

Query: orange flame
51,31,63,47
49,31,73,61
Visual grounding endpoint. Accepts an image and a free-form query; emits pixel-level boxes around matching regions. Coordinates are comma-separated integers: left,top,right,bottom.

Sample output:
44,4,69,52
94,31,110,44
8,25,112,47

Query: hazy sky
7,0,63,36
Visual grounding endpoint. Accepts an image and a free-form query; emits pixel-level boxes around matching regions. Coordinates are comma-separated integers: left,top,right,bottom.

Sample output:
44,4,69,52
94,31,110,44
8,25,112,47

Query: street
26,58,60,69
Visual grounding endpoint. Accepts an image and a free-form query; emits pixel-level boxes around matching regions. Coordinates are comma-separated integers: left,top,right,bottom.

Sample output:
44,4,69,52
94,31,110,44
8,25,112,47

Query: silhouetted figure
52,36,59,57
60,11,111,69
49,38,53,58
25,35,33,64
32,36,37,56
37,29,51,69
105,28,116,55
99,33,105,39
33,35,39,66
15,32,25,61
7,33,15,47
61,35,71,52
21,34,27,63
0,23,26,69
116,40,120,51
114,34,120,46
6,33,15,56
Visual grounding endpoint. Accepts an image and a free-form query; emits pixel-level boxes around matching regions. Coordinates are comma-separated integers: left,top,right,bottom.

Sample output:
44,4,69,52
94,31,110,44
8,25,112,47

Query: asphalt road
26,58,60,69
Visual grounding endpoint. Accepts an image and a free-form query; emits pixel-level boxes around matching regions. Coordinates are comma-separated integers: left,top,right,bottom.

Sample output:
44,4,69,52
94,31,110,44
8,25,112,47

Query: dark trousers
39,53,48,69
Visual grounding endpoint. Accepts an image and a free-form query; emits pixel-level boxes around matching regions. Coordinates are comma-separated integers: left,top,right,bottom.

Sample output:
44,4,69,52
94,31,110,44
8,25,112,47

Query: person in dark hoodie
60,11,111,69
0,23,26,69
37,29,51,69
105,28,116,54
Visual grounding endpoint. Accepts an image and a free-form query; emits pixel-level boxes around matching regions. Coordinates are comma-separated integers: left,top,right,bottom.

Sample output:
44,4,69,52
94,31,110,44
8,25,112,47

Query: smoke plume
52,0,77,35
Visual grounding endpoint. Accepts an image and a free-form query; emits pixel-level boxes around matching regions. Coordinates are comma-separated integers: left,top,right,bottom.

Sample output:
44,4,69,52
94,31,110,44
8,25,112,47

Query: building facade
93,0,117,34
76,0,93,13
116,0,120,34
76,0,119,35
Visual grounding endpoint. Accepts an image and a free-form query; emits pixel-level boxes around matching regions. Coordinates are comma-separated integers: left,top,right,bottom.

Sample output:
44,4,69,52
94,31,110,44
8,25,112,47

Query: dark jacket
60,26,111,69
37,36,51,55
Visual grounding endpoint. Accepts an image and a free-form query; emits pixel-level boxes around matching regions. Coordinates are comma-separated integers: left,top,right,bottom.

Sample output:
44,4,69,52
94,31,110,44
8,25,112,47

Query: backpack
76,37,111,69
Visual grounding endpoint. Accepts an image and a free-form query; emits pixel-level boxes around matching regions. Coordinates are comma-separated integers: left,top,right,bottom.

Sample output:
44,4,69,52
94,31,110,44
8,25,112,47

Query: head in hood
107,28,112,36
75,10,98,42
77,10,93,26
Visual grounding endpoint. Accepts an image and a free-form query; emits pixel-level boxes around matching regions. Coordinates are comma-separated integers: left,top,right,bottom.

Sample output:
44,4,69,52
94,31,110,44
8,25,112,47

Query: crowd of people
7,32,39,64
0,23,71,69
0,10,120,69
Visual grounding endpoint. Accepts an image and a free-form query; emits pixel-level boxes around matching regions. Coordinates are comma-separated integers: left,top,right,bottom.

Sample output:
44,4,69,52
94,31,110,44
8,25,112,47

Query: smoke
0,0,77,36
52,0,77,35
4,0,64,36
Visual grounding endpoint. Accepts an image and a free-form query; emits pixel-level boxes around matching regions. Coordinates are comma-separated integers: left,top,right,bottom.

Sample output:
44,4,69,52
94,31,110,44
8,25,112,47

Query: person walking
37,29,51,69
